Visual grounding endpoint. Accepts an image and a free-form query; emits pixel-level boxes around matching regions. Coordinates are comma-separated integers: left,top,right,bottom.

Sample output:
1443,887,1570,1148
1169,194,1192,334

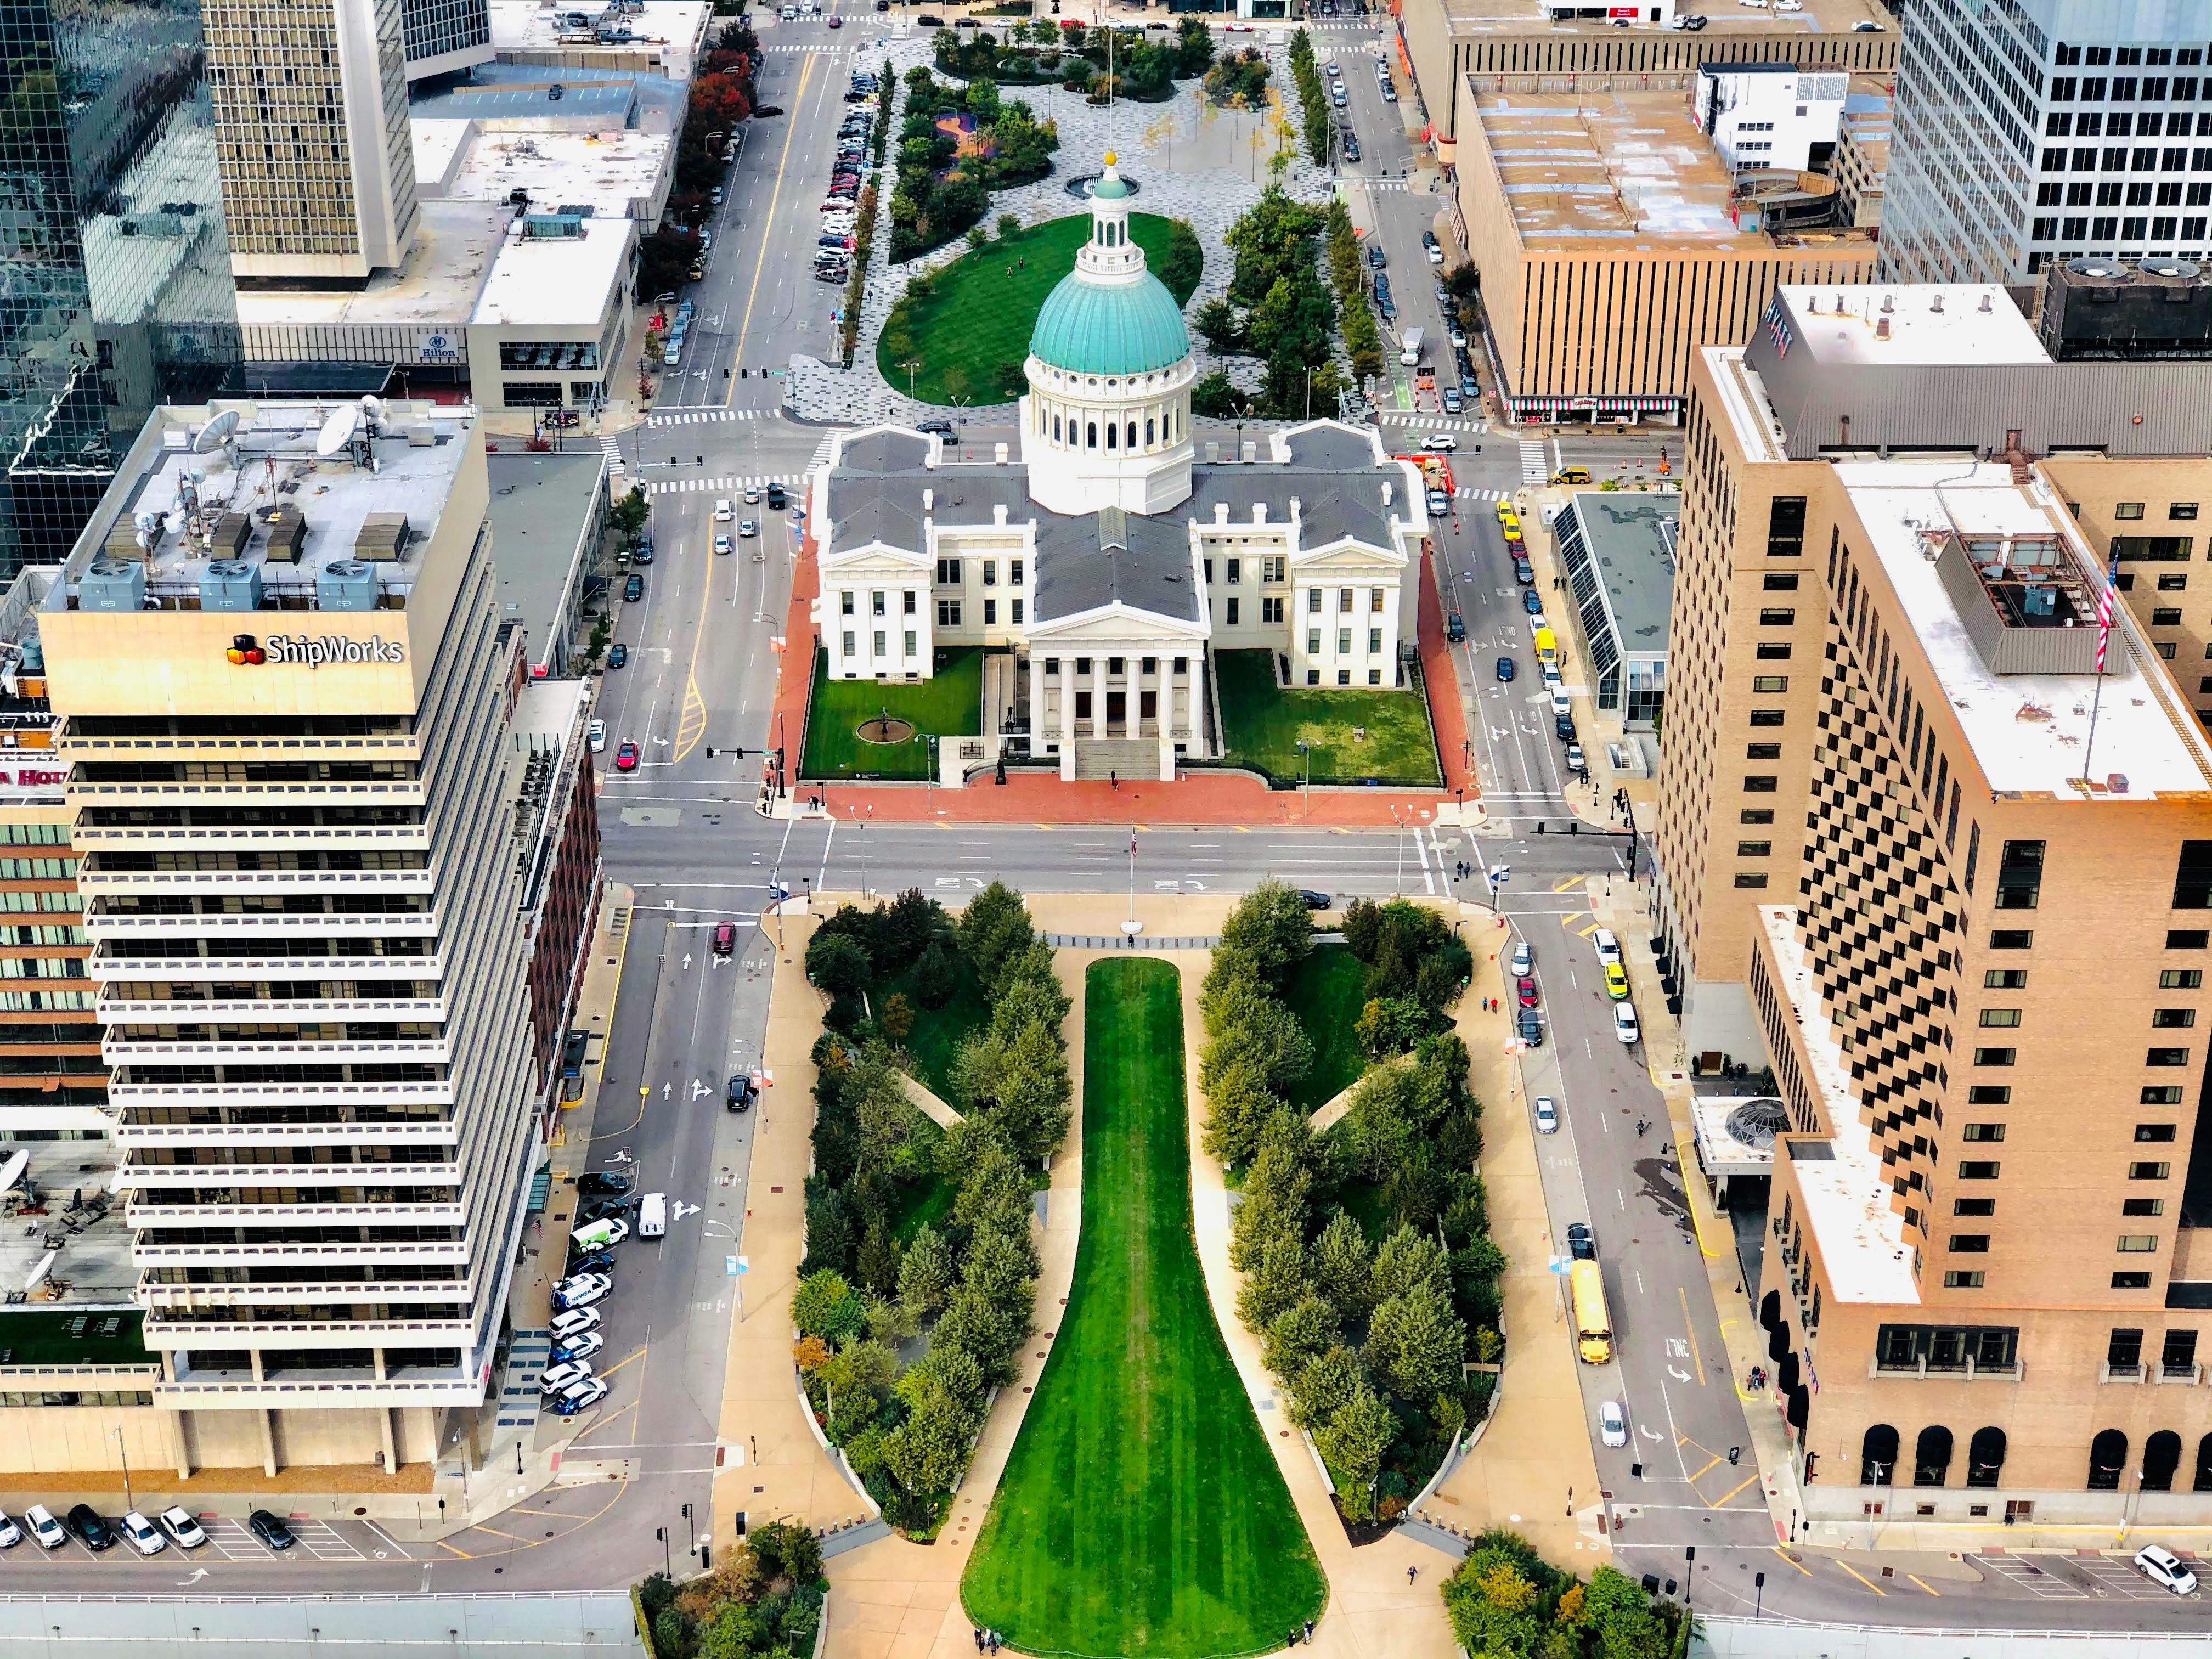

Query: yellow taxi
1551,466,1591,486
1603,962,1630,1001
1494,500,1517,526
1497,507,1522,538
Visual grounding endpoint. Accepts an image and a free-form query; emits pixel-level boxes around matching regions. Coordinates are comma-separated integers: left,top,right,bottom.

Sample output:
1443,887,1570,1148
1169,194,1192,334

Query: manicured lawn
878,213,1200,407
882,950,990,1105
963,958,1325,1659
799,646,982,782
1282,943,1367,1114
1214,648,1441,787
0,1309,148,1368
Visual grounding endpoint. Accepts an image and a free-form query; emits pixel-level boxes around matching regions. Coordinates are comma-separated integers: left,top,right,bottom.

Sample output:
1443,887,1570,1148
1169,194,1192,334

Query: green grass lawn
1282,944,1367,1114
1214,648,1442,788
882,950,990,1105
879,213,1200,407
0,1309,149,1368
799,646,983,782
962,958,1325,1659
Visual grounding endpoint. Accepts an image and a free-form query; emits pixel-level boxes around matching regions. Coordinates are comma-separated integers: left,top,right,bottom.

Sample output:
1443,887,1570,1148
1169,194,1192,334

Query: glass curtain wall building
402,0,490,81
1882,0,2212,284
0,1,240,578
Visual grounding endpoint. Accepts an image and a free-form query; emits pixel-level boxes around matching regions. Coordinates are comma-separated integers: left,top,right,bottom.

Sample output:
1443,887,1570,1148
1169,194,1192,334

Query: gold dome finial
1103,150,1117,167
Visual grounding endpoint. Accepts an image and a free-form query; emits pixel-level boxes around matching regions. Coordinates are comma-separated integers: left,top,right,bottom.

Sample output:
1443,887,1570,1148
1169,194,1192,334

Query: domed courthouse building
809,159,1432,782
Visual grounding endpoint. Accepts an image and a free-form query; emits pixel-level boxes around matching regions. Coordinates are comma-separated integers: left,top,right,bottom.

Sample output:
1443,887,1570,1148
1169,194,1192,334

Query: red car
1516,975,1539,1008
614,741,640,773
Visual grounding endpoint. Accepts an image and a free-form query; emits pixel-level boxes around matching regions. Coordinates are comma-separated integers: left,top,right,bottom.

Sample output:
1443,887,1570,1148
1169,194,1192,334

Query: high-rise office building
403,0,491,81
1882,1,2212,283
1657,284,2212,1533
0,0,241,578
42,397,534,1474
205,0,422,284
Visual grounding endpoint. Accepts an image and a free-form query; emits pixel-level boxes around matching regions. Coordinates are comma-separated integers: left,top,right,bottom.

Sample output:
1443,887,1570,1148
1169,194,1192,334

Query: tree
806,930,871,998
1340,895,1382,961
958,881,1035,991
1440,1544,1548,1658
1313,1378,1396,1516
610,484,650,552
1263,1294,1340,1381
1355,995,1430,1059
1218,879,1316,988
1365,1281,1465,1404
1229,1116,1314,1272
1289,1342,1365,1430
884,1368,977,1494
994,1017,1073,1160
911,936,959,1010
792,1269,868,1345
1158,218,1203,298
879,991,915,1042
899,1224,956,1317
1201,1056,1284,1169
1313,1210,1376,1326
1173,16,1214,76
930,1281,1031,1386
1578,1565,1672,1658
855,1212,901,1297
1194,297,1244,354
1372,1224,1453,1304
1192,369,1243,419
1234,1224,1312,1333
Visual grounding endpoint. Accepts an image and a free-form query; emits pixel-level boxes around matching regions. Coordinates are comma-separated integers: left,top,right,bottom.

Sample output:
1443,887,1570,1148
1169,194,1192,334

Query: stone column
1059,654,1077,781
1026,651,1041,754
1090,654,1106,740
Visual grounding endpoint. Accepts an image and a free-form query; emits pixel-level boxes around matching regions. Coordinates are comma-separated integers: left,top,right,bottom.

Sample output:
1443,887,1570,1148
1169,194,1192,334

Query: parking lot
1970,1551,2197,1601
0,1514,415,1567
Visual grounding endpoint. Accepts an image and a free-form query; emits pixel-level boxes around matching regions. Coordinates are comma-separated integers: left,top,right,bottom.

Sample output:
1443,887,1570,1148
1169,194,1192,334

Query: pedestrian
973,1630,985,1653
1304,1621,1315,1644
1111,770,1118,789
1019,257,1025,270
1407,1565,1418,1586
990,1634,1001,1655
1288,1629,1300,1650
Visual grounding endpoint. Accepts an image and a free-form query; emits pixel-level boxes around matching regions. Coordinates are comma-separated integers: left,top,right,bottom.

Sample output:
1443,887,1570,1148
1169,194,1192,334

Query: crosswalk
1359,179,1420,193
810,435,838,469
646,472,808,498
1380,413,1487,433
1454,486,1509,503
647,408,772,427
599,436,623,465
762,42,847,53
1519,439,1549,486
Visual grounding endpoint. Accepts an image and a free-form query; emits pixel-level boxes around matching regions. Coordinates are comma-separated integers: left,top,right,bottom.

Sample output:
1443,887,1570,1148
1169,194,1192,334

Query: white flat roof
234,200,509,329
1837,460,2212,800
1759,906,1918,1306
488,0,708,77
473,217,633,329
1776,284,2050,366
424,122,671,218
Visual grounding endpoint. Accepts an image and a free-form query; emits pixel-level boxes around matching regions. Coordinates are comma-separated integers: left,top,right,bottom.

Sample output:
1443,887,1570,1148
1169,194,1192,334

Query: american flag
2095,555,2119,674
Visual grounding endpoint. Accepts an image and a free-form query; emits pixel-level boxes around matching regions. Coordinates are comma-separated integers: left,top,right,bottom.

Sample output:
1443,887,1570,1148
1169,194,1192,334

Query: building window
1759,608,1795,626
904,591,917,616
1368,669,1381,685
1339,588,1353,613
1227,558,1241,584
872,591,886,616
2128,1198,2168,1217
938,600,962,627
1012,600,1024,624
1995,840,2045,909
2155,608,2186,625
2115,1273,2153,1289
904,630,917,655
1742,776,1778,792
1978,1009,2022,1028
1263,597,1284,623
841,591,855,615
1336,670,1350,686
2176,504,2202,521
873,630,887,656
2131,1161,2173,1180
2119,1235,2161,1253
1741,809,1775,825
984,599,997,625
1746,743,1781,760
2138,1122,2180,1141
1308,589,1322,614
1755,643,1792,660
1765,505,1807,561
1958,1161,2001,1180
1306,670,1320,686
2148,1048,2192,1066
1226,598,1240,625
1954,1198,1996,1217
1961,1121,2006,1139
841,631,855,656
936,558,960,585
1337,629,1352,655
2154,1008,2198,1028
1370,587,1385,613
1944,1271,1985,1289
1737,841,1771,857
1733,873,1769,888
1307,631,1321,656
1949,1235,1990,1253
2117,502,2147,520
1984,969,2028,989
2172,930,2211,949
1368,628,1382,655
1752,676,1788,692
2163,969,2204,988
1990,929,2033,949
982,561,997,586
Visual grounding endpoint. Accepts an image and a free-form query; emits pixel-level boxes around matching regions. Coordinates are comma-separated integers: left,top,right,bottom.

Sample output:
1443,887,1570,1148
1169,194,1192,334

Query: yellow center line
1769,1546,1814,1577
1907,1573,1942,1596
592,1344,649,1382
1833,1559,1888,1596
724,51,821,407
1678,1284,1706,1386
572,1398,641,1442
1707,1471,1761,1509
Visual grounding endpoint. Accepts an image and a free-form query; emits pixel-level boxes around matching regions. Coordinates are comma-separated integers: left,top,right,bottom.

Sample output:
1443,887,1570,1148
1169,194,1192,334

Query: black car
577,1171,634,1198
1446,609,1465,642
1567,1222,1596,1261
917,417,955,436
623,573,644,602
1555,713,1576,742
1341,133,1360,162
248,1510,296,1551
766,483,786,510
607,642,630,669
65,1505,116,1551
1516,1008,1544,1047
577,1195,632,1225
753,105,785,118
1367,242,1385,271
727,1073,756,1112
1513,558,1534,585
1297,890,1333,911
568,1247,617,1275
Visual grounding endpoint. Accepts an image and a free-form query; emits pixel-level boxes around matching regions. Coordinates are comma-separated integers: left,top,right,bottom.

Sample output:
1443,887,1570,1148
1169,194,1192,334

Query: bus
1532,623,1559,670
1570,1259,1612,1364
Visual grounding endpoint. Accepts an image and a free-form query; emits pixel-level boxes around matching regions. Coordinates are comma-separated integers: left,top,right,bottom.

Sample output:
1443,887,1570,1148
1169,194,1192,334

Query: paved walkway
898,1070,963,1131
1412,906,1609,1566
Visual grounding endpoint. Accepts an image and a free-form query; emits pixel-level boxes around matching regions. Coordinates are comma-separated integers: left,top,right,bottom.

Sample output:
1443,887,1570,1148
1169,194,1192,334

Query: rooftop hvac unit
405,424,436,447
262,505,306,563
199,560,264,613
208,512,252,558
354,513,411,562
317,560,380,612
79,561,148,613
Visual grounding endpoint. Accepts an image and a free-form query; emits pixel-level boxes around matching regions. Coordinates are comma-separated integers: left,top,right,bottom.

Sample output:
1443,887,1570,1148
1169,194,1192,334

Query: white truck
1398,325,1424,368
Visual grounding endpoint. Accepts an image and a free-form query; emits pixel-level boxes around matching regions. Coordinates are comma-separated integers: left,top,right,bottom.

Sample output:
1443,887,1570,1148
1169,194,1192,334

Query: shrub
806,930,871,998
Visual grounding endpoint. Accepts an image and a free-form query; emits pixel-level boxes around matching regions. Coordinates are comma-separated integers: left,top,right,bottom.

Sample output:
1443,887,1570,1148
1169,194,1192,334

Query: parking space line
1707,1472,1761,1509
1833,1559,1888,1596
1906,1573,1941,1596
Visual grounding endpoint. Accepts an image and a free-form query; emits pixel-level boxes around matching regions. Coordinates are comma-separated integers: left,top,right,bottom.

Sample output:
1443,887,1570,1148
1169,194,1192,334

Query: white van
639,1192,667,1238
570,1217,626,1252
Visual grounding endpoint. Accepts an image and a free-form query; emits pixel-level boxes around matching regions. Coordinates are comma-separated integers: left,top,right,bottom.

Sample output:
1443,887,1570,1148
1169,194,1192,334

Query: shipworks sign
229,633,407,668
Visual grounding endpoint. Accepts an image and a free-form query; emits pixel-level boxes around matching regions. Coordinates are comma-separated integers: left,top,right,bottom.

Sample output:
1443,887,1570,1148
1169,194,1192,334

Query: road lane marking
1708,1472,1760,1509
1678,1284,1706,1387
1907,1573,1941,1596
725,49,820,406
1833,1559,1888,1596
1769,1547,1814,1576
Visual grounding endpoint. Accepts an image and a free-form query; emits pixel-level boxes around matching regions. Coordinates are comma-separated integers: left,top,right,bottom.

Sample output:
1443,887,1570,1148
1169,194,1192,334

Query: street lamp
1296,738,1311,812
901,358,921,401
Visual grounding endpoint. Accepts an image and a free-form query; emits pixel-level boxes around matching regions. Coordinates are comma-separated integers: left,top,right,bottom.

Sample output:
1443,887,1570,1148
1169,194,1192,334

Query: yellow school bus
1570,1260,1612,1364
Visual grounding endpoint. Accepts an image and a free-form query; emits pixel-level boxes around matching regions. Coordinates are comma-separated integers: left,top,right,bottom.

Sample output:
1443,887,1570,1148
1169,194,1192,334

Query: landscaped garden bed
798,645,982,783
1213,648,1442,788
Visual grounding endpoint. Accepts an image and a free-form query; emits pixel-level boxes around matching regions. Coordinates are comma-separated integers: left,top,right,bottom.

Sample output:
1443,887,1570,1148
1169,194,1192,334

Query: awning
1509,394,1681,414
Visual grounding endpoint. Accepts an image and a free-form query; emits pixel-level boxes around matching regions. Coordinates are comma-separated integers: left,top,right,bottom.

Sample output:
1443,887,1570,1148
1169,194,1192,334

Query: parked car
1533,1096,1559,1135
1341,133,1359,161
614,742,639,774
1613,1002,1640,1045
247,1510,296,1551
588,718,606,753
1522,589,1544,616
1564,743,1587,774
623,573,644,602
1599,1401,1628,1448
567,1247,616,1276
608,642,630,669
1555,713,1576,742
1513,557,1534,584
0,1510,18,1548
1446,610,1465,642
157,1507,208,1549
541,1360,597,1396
1297,890,1333,910
2135,1544,2199,1595
1495,656,1515,682
1510,941,1532,977
65,1504,115,1551
554,1272,613,1311
727,1073,757,1112
1604,962,1631,1001
119,1510,166,1556
576,1196,631,1226
1567,1222,1596,1260
550,1305,603,1341
577,1171,634,1198
550,1376,610,1417
552,1329,607,1366
1516,1008,1544,1047
1516,974,1539,1009
24,1505,64,1549
1441,387,1462,414
1593,928,1622,967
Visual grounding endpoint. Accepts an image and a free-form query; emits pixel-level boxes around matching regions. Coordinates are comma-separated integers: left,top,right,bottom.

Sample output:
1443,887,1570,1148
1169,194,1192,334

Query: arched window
1912,1425,1954,1487
2196,1435,2212,1493
2088,1429,2129,1491
1105,422,1116,450
2144,1430,2183,1492
1146,418,1156,447
1760,1290,1782,1330
1767,1322,1789,1363
1052,415,1062,443
1967,1426,2007,1488
1126,422,1136,449
1859,1424,1898,1486
1086,421,1098,449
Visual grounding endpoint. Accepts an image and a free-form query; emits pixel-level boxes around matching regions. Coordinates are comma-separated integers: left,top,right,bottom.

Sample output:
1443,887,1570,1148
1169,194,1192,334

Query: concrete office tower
205,0,422,284
0,0,240,578
403,0,492,81
1656,285,2212,1534
1882,0,2212,283
41,399,534,1475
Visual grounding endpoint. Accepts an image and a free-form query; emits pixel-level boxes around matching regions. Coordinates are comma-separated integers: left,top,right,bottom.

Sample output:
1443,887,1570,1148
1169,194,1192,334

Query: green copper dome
1029,269,1191,377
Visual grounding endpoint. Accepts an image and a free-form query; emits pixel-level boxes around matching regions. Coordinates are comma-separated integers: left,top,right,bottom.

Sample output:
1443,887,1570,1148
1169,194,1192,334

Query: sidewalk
1414,905,1610,1567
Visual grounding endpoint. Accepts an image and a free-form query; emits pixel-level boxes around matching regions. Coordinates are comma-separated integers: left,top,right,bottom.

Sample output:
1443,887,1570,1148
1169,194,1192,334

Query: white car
1423,433,1457,451
550,1375,611,1417
587,719,607,754
550,1304,602,1341
1613,1001,1640,1045
1774,0,1803,9
119,1510,167,1556
714,532,732,555
1593,928,1621,967
1509,941,1532,978
744,486,761,504
157,1507,208,1549
540,1360,597,1395
1599,1400,1628,1448
2135,1545,2198,1595
714,498,733,522
0,1510,19,1548
1449,327,1466,349
739,520,758,538
24,1505,64,1549
1534,1096,1559,1135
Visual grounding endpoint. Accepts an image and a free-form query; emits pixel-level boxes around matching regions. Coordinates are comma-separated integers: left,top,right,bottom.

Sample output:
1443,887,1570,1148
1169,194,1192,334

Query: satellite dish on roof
314,404,359,459
192,409,241,453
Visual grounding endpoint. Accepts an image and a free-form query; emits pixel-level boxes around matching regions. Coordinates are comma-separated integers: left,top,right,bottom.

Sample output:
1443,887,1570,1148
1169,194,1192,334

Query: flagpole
1124,831,1142,937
